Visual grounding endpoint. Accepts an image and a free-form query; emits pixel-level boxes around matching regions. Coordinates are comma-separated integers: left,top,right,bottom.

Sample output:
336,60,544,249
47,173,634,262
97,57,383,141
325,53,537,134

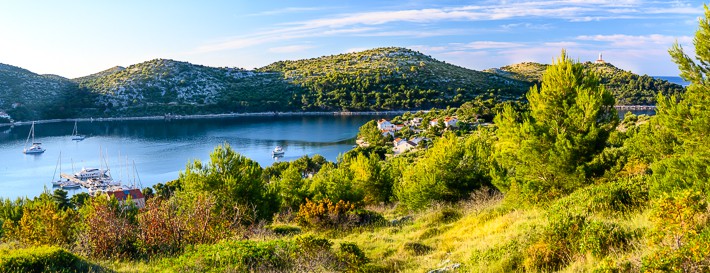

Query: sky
0,0,704,78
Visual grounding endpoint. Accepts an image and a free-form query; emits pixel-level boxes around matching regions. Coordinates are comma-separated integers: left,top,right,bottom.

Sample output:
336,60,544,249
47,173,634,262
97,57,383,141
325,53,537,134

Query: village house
407,117,423,127
430,116,459,128
377,119,395,131
105,189,146,209
393,138,417,154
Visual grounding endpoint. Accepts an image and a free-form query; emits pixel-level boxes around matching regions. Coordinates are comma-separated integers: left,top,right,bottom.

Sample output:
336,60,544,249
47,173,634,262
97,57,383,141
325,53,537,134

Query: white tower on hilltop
595,52,605,64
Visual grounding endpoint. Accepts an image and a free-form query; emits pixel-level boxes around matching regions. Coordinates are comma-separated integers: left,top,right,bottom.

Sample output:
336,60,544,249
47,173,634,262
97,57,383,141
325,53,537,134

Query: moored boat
272,146,285,157
23,122,45,154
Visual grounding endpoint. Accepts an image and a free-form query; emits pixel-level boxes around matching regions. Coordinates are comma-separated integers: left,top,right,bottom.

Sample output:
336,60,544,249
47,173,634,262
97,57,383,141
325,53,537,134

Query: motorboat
75,167,108,180
271,146,285,157
23,122,45,154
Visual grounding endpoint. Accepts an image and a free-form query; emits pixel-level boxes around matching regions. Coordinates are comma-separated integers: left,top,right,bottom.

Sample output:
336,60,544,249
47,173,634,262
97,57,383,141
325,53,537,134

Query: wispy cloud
248,7,331,16
576,34,693,47
195,1,702,53
268,45,315,53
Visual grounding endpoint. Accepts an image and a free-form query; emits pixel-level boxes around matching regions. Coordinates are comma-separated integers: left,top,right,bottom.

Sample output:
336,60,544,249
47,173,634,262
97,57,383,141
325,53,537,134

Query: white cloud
268,45,315,53
463,41,524,49
576,34,693,47
194,0,701,61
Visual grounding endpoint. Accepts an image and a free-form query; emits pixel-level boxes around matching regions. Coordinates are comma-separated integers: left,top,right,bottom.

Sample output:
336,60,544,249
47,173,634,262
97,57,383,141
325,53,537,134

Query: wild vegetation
1,5,709,273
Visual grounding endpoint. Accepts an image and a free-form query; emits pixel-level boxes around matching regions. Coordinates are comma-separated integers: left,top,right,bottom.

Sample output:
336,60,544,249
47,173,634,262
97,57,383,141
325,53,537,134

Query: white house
444,116,458,127
377,119,395,131
393,139,417,154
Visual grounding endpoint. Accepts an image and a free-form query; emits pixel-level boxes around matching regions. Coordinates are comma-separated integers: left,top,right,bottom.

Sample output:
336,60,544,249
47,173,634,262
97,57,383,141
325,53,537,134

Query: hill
0,63,96,121
487,61,685,104
0,47,687,121
259,47,529,111
75,59,299,116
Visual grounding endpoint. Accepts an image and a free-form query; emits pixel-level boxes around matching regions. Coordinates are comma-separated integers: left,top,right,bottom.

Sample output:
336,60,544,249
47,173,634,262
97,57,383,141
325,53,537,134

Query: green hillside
489,61,685,104
0,47,687,121
259,47,529,111
76,59,301,116
0,63,96,121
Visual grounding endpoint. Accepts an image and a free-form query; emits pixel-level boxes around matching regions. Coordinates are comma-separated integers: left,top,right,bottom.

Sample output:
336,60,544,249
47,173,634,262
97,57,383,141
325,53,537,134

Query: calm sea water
653,76,690,87
0,115,383,199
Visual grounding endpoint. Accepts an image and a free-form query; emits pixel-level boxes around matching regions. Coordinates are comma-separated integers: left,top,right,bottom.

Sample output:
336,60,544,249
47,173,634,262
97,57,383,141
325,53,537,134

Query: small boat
60,182,81,189
23,122,45,154
271,146,285,157
71,121,85,141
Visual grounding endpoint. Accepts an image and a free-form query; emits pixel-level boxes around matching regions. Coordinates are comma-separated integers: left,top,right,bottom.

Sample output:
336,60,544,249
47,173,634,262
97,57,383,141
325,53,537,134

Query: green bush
549,178,649,217
0,246,89,273
338,242,369,270
269,224,302,236
433,207,463,224
403,242,433,256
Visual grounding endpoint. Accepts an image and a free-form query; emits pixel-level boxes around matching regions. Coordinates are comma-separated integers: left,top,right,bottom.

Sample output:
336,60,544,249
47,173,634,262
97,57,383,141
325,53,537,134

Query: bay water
0,115,382,199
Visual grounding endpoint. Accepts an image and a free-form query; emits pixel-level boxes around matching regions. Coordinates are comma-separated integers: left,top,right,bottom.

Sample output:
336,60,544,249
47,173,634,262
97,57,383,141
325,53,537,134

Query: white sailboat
23,122,45,154
71,121,85,141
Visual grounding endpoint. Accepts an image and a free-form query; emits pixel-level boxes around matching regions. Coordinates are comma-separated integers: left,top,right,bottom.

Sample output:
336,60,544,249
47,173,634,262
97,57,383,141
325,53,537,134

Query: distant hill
0,47,687,121
0,63,96,121
487,61,685,105
75,59,299,116
259,47,529,111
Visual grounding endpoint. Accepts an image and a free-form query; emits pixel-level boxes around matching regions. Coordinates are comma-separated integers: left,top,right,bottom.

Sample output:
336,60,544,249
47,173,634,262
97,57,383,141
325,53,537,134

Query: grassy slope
91,188,651,273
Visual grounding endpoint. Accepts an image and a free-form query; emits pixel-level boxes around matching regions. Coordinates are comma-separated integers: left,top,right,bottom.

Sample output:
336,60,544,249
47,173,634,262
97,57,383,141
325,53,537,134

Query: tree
357,120,386,147
648,5,710,195
493,50,617,201
395,131,494,210
179,143,274,221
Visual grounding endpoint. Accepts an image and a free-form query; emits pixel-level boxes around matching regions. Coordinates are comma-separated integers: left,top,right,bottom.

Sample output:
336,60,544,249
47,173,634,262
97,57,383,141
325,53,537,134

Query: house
0,111,10,120
444,116,459,127
105,188,146,209
395,124,405,131
407,117,423,127
429,119,439,127
410,137,429,146
381,129,394,138
377,119,395,131
393,139,417,154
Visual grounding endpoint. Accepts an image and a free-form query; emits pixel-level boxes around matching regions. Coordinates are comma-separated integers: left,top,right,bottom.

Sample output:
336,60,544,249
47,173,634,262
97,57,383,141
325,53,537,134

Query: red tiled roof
106,189,144,201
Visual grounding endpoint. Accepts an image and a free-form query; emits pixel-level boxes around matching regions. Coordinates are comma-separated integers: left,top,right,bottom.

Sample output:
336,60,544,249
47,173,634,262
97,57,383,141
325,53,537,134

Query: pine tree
650,5,710,194
494,51,617,201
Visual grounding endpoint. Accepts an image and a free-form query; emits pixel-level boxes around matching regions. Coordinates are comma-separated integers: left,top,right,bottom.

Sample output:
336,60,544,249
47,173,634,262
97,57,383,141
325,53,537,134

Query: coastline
2,110,417,127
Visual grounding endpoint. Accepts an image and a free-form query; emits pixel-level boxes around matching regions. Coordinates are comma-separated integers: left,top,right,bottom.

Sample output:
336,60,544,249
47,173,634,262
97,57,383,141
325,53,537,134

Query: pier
614,105,656,111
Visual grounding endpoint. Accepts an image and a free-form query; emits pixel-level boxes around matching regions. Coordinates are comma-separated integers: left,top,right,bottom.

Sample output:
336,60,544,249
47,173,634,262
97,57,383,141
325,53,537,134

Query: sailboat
23,122,45,154
51,152,80,189
71,121,85,141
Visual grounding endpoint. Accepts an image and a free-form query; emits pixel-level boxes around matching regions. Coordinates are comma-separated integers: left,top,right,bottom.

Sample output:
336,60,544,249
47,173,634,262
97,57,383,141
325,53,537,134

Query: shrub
338,242,369,270
524,213,638,271
549,178,649,217
433,207,463,224
403,241,433,256
269,224,302,236
642,190,710,272
0,246,90,273
296,199,384,229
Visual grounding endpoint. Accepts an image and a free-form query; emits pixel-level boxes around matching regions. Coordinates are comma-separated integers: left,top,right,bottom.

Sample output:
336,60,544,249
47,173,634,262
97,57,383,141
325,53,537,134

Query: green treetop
494,51,617,201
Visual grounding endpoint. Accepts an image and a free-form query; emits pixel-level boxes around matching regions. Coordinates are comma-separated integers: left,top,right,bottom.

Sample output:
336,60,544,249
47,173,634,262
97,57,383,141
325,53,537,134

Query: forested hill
487,61,685,104
0,63,95,121
258,47,528,110
75,59,300,116
0,47,686,121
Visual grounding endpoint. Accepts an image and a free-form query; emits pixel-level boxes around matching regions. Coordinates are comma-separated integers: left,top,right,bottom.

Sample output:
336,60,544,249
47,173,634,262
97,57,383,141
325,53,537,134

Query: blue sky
0,0,704,78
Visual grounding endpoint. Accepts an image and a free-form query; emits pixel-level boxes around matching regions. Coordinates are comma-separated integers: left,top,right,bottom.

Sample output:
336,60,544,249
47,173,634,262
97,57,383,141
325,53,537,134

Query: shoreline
2,110,417,127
